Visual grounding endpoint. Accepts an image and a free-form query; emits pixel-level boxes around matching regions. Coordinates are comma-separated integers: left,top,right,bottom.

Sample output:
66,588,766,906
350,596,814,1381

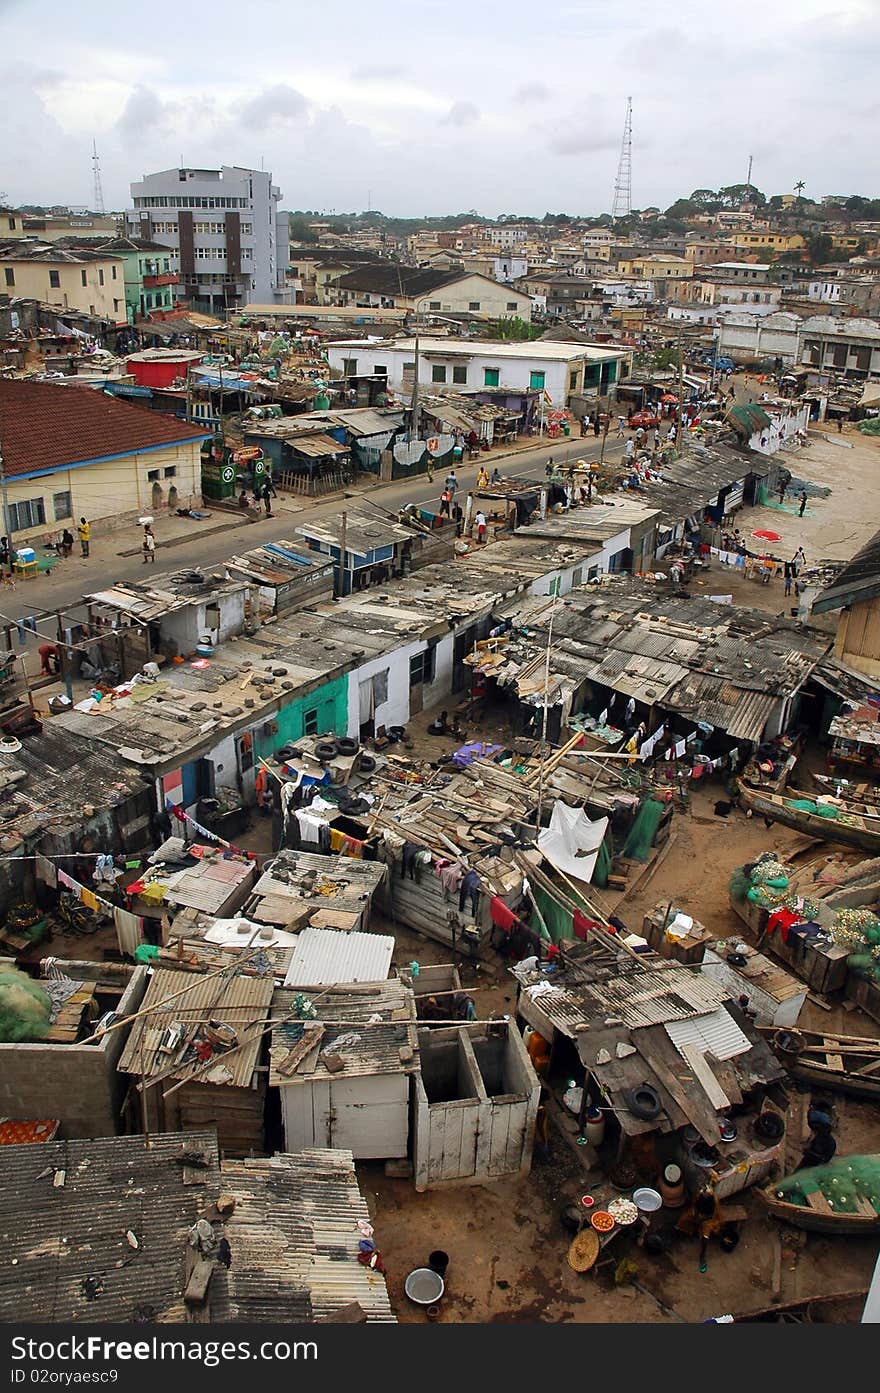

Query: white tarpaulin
537,801,609,888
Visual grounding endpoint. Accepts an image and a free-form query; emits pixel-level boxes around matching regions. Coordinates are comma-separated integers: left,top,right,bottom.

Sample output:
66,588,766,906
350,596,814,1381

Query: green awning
729,403,772,436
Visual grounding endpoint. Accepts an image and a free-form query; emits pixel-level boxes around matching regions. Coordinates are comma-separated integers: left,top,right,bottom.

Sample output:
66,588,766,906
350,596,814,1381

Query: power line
611,97,633,224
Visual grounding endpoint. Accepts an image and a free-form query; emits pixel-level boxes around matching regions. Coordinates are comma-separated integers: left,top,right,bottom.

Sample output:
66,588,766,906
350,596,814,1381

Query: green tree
806,233,834,265
487,316,543,342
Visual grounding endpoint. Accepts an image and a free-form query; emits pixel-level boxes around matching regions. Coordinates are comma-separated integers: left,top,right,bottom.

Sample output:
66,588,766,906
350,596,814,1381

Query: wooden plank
826,1052,844,1071
277,1025,325,1077
439,1104,465,1183
679,1044,731,1110
805,1189,834,1214
635,1031,719,1146
855,1196,878,1218
184,1259,214,1307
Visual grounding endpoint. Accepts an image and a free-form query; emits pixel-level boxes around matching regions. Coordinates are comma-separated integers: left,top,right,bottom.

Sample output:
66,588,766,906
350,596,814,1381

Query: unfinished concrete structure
413,1022,539,1191
0,961,147,1138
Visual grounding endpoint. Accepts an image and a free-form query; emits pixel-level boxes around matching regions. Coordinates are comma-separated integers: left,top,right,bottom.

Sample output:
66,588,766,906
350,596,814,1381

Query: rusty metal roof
517,961,729,1036
269,980,418,1086
0,1130,221,1322
213,1151,395,1322
117,968,274,1088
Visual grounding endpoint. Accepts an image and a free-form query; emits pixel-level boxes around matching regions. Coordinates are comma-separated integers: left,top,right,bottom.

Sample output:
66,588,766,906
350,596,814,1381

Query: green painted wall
252,674,348,762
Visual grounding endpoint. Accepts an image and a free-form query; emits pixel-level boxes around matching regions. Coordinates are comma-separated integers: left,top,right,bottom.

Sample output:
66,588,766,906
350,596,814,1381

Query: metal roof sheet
283,926,395,987
291,433,350,457
215,1151,395,1322
519,962,729,1036
117,968,274,1087
269,980,418,1085
0,1130,221,1321
665,1007,751,1061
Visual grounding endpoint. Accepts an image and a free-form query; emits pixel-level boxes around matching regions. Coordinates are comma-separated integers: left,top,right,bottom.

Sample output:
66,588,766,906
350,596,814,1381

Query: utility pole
675,329,685,450
611,97,633,225
218,360,225,434
410,333,421,442
336,510,348,598
535,601,557,832
0,443,14,575
185,362,193,424
599,409,610,466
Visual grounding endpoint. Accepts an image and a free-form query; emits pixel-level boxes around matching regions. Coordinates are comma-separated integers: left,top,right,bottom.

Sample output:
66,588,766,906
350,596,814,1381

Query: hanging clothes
113,906,143,955
35,854,57,890
459,870,480,915
402,842,423,881
489,897,517,932
438,862,464,895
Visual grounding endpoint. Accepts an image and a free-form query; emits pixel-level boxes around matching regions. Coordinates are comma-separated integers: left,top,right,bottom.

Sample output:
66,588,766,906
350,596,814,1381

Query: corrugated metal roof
520,963,729,1036
117,968,274,1087
269,980,418,1085
724,689,779,742
0,1130,221,1321
214,1151,395,1323
283,926,395,987
291,433,349,457
665,1007,752,1061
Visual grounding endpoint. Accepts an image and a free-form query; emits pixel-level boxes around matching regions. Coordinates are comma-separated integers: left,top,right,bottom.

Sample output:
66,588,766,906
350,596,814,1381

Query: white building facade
126,165,291,314
327,338,632,408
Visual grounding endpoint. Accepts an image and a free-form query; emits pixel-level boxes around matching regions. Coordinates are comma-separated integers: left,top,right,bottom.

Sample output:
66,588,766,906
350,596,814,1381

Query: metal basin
405,1267,445,1306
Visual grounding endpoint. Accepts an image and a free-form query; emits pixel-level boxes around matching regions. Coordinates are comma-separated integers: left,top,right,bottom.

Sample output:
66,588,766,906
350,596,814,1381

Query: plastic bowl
580,1194,595,1209
633,1187,663,1213
405,1268,445,1306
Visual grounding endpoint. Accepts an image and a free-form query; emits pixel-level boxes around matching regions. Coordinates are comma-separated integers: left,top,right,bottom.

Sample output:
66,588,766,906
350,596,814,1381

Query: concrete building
716,310,803,365
326,337,631,408
812,530,880,681
0,211,117,242
126,165,290,313
0,377,210,542
329,264,533,319
0,245,127,324
799,315,880,379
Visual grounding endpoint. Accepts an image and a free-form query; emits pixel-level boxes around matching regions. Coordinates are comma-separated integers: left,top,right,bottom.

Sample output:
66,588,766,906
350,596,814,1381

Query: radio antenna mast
91,140,105,215
611,97,632,223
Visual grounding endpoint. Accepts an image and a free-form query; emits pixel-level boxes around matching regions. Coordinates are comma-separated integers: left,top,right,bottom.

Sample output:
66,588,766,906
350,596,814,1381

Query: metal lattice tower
91,140,105,215
611,97,632,222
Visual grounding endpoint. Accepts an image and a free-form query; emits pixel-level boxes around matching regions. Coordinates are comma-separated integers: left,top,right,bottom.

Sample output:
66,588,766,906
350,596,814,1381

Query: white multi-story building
125,165,291,314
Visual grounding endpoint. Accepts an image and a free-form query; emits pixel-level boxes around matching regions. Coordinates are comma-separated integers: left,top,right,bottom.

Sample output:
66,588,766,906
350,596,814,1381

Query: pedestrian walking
475,510,487,543
784,562,792,596
580,415,589,437
777,478,787,504
617,415,626,437
444,468,458,497
837,416,844,433
78,517,90,558
792,545,806,574
439,488,452,519
653,428,660,450
799,490,808,517
142,525,156,564
545,459,554,479
262,474,278,518
593,416,600,437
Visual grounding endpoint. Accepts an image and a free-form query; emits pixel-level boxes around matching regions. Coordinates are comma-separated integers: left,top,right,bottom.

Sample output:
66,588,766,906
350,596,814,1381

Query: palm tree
794,180,806,201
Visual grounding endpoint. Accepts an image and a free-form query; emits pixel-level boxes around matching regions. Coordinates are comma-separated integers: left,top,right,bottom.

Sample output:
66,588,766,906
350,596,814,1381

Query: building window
147,469,160,482
52,490,72,521
302,706,319,736
429,300,442,310
9,497,45,531
98,269,104,286
484,367,499,386
111,264,117,279
409,647,436,688
530,371,545,391
3,269,13,287
569,370,580,390
431,365,447,383
80,269,87,287
163,466,177,478
341,358,358,376
452,365,468,384
506,301,518,311
8,218,14,230
49,270,60,289
373,364,387,376
469,301,481,311
114,299,120,313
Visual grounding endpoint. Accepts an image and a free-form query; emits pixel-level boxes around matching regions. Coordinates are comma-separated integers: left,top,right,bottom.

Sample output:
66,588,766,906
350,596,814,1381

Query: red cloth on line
573,910,603,941
490,897,518,932
766,906,802,943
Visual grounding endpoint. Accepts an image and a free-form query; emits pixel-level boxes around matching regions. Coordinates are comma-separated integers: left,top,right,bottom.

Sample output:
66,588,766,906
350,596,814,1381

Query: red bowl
580,1194,595,1208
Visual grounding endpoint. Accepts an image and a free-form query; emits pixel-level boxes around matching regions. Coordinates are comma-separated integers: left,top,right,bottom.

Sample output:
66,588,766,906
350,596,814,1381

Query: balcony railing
142,271,179,287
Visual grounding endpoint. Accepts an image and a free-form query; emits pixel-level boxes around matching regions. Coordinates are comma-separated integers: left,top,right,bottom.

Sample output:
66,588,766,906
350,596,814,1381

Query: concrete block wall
0,963,148,1139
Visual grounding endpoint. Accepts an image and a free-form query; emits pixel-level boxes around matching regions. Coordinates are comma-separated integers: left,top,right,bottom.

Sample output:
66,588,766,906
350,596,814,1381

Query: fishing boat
737,784,880,853
812,772,880,811
763,1026,880,1102
758,1154,880,1235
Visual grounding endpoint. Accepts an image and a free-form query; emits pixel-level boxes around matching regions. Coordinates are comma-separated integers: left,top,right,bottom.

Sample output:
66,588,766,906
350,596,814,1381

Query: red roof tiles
0,378,210,479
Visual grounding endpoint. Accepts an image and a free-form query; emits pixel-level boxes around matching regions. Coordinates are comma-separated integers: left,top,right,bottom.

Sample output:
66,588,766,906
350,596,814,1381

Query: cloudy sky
2,0,877,216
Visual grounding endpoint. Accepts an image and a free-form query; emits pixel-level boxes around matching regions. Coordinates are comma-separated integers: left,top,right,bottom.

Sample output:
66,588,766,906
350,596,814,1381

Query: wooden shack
702,939,807,1027
269,980,419,1160
412,1022,540,1191
118,968,274,1156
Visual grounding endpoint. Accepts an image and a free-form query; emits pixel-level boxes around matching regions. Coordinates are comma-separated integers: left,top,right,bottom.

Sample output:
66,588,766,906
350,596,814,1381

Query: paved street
1,430,628,627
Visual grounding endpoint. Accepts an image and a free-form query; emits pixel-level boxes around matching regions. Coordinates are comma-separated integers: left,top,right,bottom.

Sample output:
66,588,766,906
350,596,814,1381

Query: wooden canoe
770,1027,880,1102
758,1155,880,1235
738,784,880,853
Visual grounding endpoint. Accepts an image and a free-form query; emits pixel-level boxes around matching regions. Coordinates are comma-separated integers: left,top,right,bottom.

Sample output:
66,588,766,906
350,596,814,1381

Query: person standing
617,415,626,437
142,525,156,565
78,517,90,558
777,477,787,504
545,459,554,480
580,414,589,437
593,416,601,437
444,467,458,498
784,561,793,597
475,509,487,543
792,545,806,575
799,490,808,517
439,488,452,519
476,466,489,488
